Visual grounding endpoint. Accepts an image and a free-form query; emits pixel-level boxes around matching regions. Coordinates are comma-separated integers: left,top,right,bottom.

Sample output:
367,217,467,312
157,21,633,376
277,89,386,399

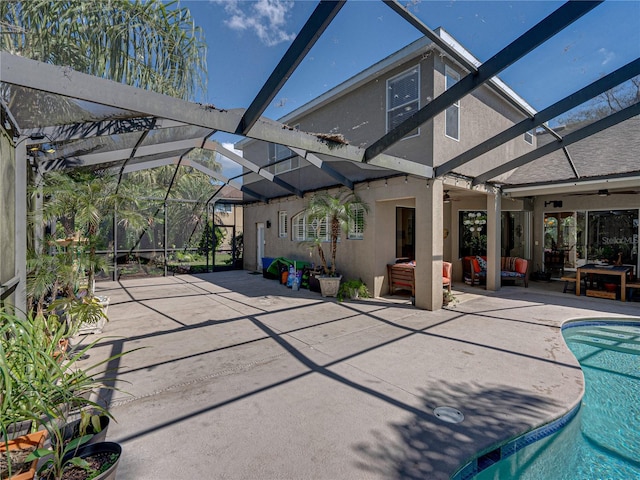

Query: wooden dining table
575,264,632,301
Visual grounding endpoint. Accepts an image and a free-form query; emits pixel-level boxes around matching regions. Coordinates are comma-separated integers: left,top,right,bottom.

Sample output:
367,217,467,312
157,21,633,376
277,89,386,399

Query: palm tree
0,0,206,100
306,190,369,276
4,0,216,303
36,170,146,297
118,162,221,254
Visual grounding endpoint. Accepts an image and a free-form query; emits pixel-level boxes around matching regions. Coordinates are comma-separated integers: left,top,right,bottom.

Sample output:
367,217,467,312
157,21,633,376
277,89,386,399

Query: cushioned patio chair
443,261,452,293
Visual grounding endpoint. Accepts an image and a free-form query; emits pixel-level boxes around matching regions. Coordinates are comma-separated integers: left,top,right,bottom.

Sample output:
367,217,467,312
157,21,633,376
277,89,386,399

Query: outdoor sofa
462,255,530,287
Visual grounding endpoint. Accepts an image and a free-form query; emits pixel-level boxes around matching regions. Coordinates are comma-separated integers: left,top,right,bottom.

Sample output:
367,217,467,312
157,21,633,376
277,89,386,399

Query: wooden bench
387,262,452,296
627,282,640,300
387,263,415,296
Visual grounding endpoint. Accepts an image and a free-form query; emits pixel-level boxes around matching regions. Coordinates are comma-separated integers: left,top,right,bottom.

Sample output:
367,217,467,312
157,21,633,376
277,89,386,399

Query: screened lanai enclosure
90,194,243,279
1,0,639,311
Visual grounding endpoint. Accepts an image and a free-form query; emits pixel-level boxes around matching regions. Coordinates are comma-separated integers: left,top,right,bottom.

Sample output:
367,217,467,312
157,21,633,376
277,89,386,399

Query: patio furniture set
561,264,638,302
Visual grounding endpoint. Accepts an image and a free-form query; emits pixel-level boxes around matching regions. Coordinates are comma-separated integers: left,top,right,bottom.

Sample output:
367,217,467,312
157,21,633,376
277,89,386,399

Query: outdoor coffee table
576,264,632,301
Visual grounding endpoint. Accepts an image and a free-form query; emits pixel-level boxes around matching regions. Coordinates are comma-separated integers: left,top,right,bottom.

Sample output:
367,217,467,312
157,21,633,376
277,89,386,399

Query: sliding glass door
544,209,639,274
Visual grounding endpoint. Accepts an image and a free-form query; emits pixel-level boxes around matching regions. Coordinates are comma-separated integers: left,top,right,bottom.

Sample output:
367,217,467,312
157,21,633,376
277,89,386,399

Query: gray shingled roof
503,116,640,185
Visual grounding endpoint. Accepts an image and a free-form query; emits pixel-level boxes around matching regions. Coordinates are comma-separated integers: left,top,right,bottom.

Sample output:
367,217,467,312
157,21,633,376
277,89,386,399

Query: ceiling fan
443,190,463,203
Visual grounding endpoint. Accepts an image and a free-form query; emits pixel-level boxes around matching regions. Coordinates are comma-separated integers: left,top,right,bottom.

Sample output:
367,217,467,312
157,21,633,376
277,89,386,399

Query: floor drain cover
433,406,464,423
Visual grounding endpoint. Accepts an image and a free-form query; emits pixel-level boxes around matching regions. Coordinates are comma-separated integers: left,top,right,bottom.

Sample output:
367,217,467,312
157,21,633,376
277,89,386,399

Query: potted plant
28,170,145,334
1,308,132,479
0,429,48,480
52,410,111,453
306,190,369,297
1,309,77,478
27,421,121,480
1,309,70,442
443,290,457,307
337,279,370,301
21,345,126,480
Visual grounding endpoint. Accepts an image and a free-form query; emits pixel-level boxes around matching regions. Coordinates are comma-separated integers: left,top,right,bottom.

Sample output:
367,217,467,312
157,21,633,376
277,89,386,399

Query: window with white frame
524,130,534,144
445,65,460,140
278,211,288,238
291,211,331,242
387,66,420,138
214,203,232,214
292,212,306,241
268,124,300,174
348,204,365,239
268,143,300,174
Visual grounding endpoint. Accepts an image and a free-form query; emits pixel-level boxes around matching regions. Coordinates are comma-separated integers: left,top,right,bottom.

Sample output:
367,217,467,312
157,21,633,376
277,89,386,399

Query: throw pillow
515,258,528,275
476,256,487,271
472,258,481,273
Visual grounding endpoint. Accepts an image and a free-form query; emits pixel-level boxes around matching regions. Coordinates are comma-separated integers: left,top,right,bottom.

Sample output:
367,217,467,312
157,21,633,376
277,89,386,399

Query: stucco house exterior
503,118,639,277
2,18,636,313
237,28,639,310
237,30,540,308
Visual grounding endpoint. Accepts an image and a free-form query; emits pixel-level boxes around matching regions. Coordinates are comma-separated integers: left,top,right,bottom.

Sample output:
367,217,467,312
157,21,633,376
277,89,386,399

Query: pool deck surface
79,271,640,479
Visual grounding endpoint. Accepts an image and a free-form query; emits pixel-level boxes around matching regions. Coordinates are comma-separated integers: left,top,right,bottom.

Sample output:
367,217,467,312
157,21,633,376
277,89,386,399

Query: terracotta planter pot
0,429,47,480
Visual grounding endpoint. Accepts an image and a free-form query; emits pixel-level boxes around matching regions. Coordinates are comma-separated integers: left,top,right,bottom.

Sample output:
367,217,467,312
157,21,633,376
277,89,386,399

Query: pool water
474,323,640,480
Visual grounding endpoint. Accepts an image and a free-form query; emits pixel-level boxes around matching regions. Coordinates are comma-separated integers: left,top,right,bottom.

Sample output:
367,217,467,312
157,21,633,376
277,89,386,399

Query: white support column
15,143,28,312
414,179,443,310
486,190,501,291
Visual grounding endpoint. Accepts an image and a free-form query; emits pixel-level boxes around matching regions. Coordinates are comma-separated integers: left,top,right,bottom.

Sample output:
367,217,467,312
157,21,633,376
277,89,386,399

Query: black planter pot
55,415,110,449
3,419,32,441
61,441,122,480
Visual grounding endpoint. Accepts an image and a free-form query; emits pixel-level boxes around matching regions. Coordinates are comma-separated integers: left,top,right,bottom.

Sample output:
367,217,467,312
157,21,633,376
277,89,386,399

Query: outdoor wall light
443,191,451,203
598,189,609,197
544,200,563,208
266,220,271,228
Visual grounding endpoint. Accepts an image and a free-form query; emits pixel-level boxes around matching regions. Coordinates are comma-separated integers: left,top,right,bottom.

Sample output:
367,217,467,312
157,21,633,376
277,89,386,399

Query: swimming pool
456,320,640,480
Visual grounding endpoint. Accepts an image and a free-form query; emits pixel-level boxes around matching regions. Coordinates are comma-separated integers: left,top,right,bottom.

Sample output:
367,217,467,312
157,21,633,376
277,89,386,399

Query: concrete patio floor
79,271,640,479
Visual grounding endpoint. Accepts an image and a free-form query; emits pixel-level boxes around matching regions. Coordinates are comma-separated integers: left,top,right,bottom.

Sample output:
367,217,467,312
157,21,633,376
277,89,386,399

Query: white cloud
598,47,615,66
215,0,296,47
217,142,243,179
221,142,243,157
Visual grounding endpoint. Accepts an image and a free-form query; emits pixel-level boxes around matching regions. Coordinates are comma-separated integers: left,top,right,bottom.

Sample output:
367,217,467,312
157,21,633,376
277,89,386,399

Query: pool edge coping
451,317,640,480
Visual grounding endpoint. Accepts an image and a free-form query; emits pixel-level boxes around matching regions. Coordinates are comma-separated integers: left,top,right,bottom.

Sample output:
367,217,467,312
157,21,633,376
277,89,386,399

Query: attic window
268,143,299,174
268,124,300,174
524,130,534,144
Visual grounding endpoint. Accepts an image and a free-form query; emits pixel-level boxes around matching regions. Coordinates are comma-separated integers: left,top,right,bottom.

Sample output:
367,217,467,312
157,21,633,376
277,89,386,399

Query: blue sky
182,0,640,175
